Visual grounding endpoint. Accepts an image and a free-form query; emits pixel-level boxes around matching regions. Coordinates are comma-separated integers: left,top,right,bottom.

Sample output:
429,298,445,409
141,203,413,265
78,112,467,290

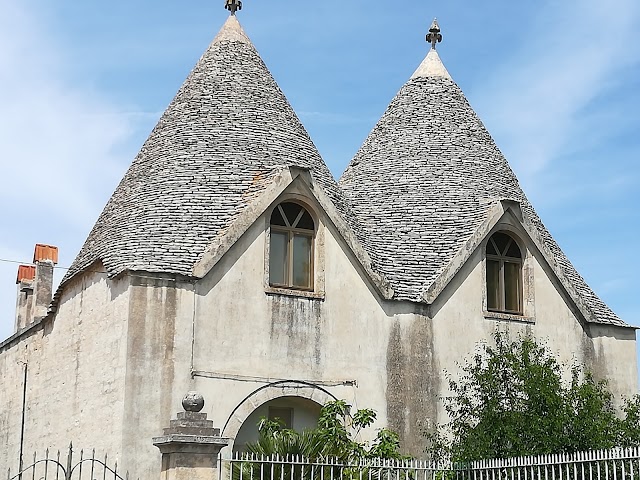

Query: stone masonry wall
0,268,130,473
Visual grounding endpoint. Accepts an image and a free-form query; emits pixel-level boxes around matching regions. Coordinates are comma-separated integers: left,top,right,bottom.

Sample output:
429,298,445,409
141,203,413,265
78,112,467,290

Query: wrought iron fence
222,448,640,480
223,454,434,480
463,448,640,480
7,443,130,480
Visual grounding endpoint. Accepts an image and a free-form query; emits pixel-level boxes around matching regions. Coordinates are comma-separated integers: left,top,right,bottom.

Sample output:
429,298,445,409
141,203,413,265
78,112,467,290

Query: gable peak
411,48,451,80
214,11,251,45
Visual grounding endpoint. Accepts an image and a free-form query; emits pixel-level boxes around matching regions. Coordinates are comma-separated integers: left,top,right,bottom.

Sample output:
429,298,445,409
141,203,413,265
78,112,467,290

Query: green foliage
246,400,407,462
233,401,408,480
619,395,640,446
248,417,327,458
562,369,618,452
426,331,640,463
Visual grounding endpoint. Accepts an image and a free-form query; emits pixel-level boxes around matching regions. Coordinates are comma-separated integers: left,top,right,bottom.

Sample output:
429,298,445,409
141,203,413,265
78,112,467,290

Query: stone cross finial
225,0,242,15
426,18,442,50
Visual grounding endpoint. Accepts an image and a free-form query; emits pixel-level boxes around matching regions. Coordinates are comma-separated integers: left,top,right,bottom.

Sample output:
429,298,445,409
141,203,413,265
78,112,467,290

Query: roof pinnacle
426,18,442,50
225,0,242,15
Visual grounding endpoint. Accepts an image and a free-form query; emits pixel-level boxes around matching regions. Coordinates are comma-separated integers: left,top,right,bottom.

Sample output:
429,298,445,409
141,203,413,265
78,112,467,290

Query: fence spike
55,450,61,480
43,450,50,480
78,448,84,480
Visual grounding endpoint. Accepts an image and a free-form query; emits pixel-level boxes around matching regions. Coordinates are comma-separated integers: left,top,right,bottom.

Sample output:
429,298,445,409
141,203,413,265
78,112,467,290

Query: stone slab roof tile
340,74,627,327
62,16,356,285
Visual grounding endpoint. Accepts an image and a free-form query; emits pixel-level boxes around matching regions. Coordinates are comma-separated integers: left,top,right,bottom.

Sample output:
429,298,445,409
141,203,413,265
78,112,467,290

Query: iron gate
7,443,131,480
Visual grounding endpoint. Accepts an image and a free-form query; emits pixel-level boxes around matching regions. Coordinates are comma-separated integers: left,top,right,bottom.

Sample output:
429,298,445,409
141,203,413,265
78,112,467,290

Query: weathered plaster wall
385,313,437,454
0,269,130,472
120,275,196,479
589,324,638,404
183,206,637,459
191,209,397,449
430,240,638,429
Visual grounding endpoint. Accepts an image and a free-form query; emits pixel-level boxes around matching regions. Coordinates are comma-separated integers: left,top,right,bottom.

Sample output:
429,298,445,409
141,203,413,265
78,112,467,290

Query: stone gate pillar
153,392,231,480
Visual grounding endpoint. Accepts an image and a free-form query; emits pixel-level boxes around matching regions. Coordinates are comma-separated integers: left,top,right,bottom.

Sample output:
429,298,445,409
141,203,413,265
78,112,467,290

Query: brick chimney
32,244,58,319
15,265,36,332
14,244,58,332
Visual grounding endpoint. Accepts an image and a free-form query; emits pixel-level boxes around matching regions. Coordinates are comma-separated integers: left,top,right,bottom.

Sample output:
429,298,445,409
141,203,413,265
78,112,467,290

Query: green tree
426,331,636,463
618,395,640,446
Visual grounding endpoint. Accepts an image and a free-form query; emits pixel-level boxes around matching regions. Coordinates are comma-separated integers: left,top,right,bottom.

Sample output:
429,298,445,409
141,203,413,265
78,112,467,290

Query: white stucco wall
191,206,395,448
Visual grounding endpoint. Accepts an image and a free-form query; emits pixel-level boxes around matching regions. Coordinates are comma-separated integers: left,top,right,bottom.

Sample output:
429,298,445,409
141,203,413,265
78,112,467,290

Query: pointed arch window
486,232,523,315
269,202,315,290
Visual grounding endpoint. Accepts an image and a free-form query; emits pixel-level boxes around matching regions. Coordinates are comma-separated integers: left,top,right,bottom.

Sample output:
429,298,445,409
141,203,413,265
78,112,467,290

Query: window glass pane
270,207,287,226
504,261,522,313
492,232,511,256
297,211,315,231
270,232,288,285
506,240,522,259
486,259,500,311
281,202,303,226
292,234,312,288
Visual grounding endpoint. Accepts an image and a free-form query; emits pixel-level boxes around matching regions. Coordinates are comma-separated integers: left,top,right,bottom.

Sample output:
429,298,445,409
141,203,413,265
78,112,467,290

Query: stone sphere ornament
182,391,205,412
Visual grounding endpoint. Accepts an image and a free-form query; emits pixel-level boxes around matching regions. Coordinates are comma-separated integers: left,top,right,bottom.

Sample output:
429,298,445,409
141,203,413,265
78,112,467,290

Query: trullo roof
339,48,627,327
63,15,354,284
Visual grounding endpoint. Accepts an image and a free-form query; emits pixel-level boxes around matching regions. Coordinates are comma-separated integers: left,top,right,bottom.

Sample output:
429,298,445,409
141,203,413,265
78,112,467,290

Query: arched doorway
222,381,336,453
234,396,321,452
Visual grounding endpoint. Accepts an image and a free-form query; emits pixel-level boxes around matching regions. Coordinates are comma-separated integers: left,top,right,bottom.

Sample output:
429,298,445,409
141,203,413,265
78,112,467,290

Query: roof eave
421,199,631,328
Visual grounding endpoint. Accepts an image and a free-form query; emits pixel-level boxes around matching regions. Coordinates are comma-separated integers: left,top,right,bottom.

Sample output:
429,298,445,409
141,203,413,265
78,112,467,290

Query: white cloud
0,1,138,339
0,4,134,226
472,0,640,184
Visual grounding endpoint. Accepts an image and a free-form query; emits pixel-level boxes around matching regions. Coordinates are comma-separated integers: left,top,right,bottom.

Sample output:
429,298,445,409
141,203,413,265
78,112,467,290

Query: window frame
268,202,316,292
486,232,524,316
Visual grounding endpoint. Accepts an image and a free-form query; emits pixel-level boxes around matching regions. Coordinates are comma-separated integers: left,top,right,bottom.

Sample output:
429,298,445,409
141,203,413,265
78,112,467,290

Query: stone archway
222,380,336,452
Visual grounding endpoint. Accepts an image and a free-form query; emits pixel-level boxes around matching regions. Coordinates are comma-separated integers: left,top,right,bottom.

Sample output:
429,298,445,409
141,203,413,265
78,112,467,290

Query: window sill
483,311,534,324
265,286,325,300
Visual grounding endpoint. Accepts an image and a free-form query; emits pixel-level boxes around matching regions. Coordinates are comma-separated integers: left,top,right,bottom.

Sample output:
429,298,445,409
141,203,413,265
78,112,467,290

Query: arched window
486,232,522,314
269,202,315,290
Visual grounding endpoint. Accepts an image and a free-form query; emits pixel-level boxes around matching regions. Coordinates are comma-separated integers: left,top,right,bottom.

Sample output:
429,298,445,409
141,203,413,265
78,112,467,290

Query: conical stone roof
63,15,351,283
340,47,626,326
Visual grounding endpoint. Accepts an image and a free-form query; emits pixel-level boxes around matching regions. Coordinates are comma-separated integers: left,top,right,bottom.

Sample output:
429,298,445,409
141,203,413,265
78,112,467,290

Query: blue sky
0,1,639,375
